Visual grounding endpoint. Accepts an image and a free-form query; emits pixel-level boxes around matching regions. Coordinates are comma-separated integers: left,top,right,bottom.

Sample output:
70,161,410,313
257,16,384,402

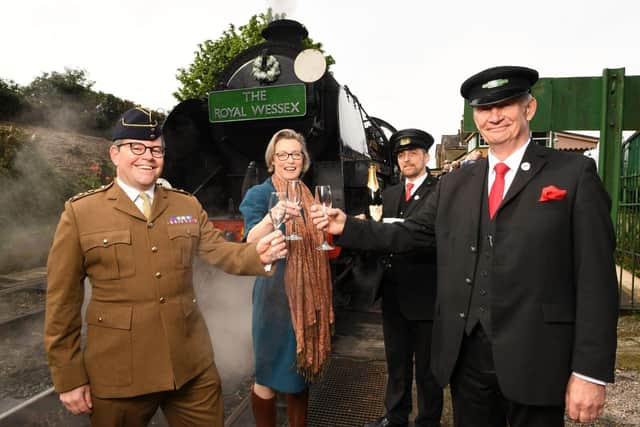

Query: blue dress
239,179,306,393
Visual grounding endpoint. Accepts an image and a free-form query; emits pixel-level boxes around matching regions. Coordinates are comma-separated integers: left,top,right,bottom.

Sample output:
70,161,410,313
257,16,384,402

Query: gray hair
264,129,310,174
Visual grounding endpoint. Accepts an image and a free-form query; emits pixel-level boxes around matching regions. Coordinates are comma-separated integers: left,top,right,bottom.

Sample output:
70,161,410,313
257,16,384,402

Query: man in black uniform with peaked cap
365,129,442,427
311,66,618,427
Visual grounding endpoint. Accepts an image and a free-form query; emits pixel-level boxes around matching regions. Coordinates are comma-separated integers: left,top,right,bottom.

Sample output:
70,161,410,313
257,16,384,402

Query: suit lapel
108,183,147,221
499,143,548,214
149,186,169,222
384,184,403,218
108,182,169,222
463,159,487,234
405,176,434,217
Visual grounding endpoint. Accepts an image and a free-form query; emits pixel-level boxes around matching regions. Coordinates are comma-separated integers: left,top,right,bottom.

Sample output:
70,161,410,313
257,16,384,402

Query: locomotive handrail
192,164,223,196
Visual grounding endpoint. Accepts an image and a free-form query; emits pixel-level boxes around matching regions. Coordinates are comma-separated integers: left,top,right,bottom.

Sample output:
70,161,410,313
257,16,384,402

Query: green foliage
79,158,115,190
0,125,28,177
0,79,24,119
22,68,111,134
93,92,136,131
0,128,74,226
23,68,94,103
174,13,270,101
1,68,157,137
174,11,335,101
0,127,76,273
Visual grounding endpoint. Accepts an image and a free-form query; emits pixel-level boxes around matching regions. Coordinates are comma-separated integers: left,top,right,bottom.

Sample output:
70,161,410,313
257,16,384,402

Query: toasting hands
309,205,347,235
256,230,287,263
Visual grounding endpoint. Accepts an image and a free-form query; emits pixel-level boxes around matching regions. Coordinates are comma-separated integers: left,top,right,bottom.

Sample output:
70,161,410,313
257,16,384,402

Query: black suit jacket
379,175,438,320
338,143,618,405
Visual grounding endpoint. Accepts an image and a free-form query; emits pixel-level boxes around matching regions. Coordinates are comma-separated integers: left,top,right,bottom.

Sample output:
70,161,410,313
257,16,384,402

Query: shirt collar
488,139,530,173
405,169,428,189
116,177,155,202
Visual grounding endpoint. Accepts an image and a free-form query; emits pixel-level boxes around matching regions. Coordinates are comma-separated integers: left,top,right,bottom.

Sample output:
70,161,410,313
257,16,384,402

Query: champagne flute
315,185,335,251
286,180,303,241
268,192,287,259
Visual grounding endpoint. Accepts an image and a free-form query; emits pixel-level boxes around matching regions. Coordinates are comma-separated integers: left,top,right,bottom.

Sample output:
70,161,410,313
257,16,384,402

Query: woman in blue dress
239,129,333,427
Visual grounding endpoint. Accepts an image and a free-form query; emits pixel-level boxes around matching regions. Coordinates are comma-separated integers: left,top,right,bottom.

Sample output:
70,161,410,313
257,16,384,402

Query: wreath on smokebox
251,54,281,83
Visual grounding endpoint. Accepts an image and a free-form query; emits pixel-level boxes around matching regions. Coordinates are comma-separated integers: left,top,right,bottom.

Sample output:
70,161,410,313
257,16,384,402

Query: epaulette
68,181,114,202
162,186,192,196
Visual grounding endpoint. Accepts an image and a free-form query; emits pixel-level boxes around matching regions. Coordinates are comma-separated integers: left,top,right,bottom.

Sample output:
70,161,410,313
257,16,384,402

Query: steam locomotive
161,19,397,241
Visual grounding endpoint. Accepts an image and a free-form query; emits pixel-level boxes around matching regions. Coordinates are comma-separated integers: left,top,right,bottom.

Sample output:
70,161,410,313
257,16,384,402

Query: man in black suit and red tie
364,129,443,427
311,65,618,427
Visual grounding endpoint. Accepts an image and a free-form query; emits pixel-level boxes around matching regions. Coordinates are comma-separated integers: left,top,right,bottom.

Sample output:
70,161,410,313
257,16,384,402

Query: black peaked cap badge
460,66,539,107
390,128,434,155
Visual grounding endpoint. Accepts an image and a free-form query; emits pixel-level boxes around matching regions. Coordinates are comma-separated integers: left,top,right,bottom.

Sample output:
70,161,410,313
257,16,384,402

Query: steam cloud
193,260,255,391
0,138,67,273
267,0,298,18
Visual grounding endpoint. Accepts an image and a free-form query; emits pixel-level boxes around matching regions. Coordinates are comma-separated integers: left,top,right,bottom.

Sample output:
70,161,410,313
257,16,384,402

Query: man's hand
309,205,347,235
256,230,287,263
565,374,606,423
59,384,92,415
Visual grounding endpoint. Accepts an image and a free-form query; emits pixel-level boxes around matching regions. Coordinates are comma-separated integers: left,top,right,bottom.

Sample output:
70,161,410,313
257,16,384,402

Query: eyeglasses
274,151,303,161
117,142,165,158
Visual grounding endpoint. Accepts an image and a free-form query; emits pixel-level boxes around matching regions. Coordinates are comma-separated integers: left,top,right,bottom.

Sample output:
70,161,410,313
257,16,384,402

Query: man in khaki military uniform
44,107,287,427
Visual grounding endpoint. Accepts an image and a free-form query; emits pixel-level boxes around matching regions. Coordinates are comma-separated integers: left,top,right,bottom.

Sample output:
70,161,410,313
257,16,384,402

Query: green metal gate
618,132,640,310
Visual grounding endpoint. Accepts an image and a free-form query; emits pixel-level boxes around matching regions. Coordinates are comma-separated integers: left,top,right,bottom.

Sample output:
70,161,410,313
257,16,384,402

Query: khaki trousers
89,363,223,427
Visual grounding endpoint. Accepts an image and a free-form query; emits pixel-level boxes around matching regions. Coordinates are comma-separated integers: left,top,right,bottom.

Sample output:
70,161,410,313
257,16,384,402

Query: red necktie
405,182,414,201
488,163,510,219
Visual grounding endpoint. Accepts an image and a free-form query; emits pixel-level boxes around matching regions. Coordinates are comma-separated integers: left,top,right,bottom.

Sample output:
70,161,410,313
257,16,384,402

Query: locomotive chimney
261,19,308,46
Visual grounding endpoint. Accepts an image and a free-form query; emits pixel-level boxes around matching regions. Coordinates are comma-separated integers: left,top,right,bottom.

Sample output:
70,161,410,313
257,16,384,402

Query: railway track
0,384,251,426
0,268,391,426
0,272,49,422
0,268,262,426
0,277,46,328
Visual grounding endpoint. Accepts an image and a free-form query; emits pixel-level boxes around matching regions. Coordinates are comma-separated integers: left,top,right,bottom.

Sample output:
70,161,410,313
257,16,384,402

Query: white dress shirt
487,141,529,197
405,171,428,199
116,178,155,215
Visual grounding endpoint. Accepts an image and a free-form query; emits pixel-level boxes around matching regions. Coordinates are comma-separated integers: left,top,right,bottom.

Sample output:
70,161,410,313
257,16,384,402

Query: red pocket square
539,185,567,202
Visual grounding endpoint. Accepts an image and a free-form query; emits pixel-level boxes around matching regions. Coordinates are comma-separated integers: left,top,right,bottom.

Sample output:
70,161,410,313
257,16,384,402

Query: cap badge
482,78,509,89
521,162,531,171
399,137,411,146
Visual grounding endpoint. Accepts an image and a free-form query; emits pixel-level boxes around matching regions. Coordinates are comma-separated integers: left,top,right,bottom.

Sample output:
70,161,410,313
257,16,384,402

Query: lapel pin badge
521,162,531,171
414,195,420,200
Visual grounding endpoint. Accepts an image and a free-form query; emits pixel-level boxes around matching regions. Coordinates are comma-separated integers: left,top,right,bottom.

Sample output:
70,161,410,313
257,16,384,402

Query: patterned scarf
271,175,334,381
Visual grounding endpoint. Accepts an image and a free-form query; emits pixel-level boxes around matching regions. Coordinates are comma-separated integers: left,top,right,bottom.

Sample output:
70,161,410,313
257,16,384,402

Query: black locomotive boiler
161,19,397,240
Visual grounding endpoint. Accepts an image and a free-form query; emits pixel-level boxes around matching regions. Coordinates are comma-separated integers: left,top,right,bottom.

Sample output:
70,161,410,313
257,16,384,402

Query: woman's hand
282,201,302,222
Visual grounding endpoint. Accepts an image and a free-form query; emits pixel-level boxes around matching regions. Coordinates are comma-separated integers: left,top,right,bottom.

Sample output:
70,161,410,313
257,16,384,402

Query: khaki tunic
44,182,266,398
